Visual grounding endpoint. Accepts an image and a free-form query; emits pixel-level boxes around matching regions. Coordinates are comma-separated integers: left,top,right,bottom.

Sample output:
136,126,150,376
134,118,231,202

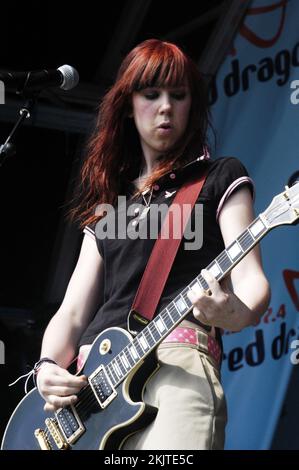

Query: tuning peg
283,186,290,200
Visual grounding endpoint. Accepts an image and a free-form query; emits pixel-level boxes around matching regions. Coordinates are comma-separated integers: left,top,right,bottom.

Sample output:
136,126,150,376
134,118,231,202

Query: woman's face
131,83,191,162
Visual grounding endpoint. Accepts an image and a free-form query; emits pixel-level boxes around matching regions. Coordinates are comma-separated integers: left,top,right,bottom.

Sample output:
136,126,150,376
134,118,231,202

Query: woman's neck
141,150,161,176
133,154,160,189
133,173,149,190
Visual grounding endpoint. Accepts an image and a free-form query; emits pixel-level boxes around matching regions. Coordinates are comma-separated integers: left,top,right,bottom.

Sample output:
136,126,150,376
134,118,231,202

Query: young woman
36,39,270,449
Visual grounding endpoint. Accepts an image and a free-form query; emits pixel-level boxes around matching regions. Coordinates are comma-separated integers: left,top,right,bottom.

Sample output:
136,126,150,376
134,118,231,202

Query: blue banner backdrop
211,0,299,449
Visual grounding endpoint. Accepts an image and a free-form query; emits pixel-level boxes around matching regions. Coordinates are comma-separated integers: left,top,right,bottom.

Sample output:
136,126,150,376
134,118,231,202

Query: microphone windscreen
57,65,79,90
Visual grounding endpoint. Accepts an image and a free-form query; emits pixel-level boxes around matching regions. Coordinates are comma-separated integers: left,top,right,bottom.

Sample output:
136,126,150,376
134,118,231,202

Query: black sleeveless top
79,157,253,346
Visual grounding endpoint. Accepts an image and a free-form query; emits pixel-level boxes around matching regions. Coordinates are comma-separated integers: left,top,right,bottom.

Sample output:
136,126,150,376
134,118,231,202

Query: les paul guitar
2,183,299,450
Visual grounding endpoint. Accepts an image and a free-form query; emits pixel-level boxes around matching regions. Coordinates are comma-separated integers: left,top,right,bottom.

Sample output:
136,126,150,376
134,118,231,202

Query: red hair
70,39,210,228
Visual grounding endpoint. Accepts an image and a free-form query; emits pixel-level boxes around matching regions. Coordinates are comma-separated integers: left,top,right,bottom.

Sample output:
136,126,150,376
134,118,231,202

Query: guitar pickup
89,365,117,409
55,405,85,445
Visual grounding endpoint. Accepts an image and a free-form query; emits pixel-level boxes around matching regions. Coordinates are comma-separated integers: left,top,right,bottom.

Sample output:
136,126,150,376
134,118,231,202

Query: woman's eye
144,91,159,100
142,90,187,100
171,92,186,100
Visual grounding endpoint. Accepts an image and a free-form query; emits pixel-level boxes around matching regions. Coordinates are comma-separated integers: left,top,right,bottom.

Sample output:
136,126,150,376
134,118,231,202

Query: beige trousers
122,342,227,450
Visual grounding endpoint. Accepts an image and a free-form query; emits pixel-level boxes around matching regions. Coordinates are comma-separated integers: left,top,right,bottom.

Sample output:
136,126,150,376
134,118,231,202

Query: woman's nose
159,93,172,113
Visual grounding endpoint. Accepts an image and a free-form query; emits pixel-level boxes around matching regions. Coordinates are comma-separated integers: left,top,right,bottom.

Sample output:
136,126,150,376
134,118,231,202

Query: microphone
0,65,79,93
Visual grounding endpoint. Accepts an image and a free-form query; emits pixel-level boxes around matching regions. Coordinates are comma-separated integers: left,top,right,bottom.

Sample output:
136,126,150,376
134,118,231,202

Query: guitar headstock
262,182,299,229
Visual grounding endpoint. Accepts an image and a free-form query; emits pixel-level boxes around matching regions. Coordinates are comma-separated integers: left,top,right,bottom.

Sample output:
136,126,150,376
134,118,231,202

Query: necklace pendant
139,206,150,220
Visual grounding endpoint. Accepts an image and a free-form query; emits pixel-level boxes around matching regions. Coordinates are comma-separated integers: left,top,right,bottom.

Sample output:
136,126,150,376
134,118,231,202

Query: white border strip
83,226,96,241
216,177,255,222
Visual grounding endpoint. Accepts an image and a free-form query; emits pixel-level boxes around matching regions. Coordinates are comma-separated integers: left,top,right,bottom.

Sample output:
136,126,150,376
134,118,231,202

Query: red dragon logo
231,0,288,55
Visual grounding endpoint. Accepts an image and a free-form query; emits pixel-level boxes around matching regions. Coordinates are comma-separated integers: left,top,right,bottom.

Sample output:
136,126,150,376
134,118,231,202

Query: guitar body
1,328,159,450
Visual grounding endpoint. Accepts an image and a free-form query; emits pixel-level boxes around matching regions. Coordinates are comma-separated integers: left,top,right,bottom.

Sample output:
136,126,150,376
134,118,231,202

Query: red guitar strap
128,171,207,331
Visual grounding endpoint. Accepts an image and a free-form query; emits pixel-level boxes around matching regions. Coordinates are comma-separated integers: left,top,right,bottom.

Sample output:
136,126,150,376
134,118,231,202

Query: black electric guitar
2,183,299,450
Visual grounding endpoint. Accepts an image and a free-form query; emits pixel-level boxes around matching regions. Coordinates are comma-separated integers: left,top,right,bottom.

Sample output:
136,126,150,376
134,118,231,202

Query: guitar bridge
45,418,69,450
34,428,52,450
89,364,117,409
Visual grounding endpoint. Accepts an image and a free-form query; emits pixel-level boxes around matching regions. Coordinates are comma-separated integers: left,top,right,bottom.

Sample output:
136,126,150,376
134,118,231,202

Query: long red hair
70,39,211,228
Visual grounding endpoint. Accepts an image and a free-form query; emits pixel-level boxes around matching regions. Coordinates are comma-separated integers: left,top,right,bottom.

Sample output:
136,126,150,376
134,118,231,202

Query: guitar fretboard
103,215,268,387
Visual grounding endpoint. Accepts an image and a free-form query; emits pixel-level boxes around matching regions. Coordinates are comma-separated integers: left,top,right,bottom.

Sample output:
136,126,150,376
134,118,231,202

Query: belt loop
196,328,208,355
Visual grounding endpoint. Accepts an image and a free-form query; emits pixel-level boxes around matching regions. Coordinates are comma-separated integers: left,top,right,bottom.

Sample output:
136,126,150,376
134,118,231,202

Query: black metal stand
0,98,35,167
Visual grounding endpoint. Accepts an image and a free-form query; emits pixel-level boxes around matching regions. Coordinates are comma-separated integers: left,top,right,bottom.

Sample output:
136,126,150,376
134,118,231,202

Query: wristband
34,357,57,373
9,357,58,393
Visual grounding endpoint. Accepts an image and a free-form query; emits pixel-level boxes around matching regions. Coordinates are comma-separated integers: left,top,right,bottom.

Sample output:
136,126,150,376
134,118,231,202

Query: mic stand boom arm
0,97,35,168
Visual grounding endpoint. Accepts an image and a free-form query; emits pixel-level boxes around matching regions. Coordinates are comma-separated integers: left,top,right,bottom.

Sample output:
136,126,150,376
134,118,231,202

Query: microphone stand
0,96,36,167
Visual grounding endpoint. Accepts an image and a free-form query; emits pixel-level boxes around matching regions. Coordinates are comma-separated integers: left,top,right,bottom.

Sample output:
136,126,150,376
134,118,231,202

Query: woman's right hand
36,363,88,412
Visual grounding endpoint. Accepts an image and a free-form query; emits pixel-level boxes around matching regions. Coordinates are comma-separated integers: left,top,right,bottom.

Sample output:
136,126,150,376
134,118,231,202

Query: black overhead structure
0,1,251,135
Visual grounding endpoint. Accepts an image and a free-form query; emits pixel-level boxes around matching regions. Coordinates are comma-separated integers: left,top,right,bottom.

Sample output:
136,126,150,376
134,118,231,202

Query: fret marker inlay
208,263,221,278
175,297,187,312
120,355,130,369
129,346,138,359
156,318,166,332
139,335,149,350
227,243,242,259
250,220,265,237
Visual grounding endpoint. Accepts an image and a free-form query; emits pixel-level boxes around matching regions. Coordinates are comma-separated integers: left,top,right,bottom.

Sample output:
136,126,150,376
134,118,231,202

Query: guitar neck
103,214,269,387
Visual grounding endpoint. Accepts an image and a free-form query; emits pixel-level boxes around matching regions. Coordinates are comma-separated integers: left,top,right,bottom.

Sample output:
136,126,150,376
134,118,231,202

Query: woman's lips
157,127,173,134
157,122,172,134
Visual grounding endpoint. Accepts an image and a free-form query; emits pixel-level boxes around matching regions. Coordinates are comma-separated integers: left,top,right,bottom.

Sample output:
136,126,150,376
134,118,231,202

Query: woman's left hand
186,269,237,330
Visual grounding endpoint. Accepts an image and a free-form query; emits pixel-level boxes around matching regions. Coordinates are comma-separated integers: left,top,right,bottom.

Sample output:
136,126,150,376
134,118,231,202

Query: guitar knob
99,339,111,355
